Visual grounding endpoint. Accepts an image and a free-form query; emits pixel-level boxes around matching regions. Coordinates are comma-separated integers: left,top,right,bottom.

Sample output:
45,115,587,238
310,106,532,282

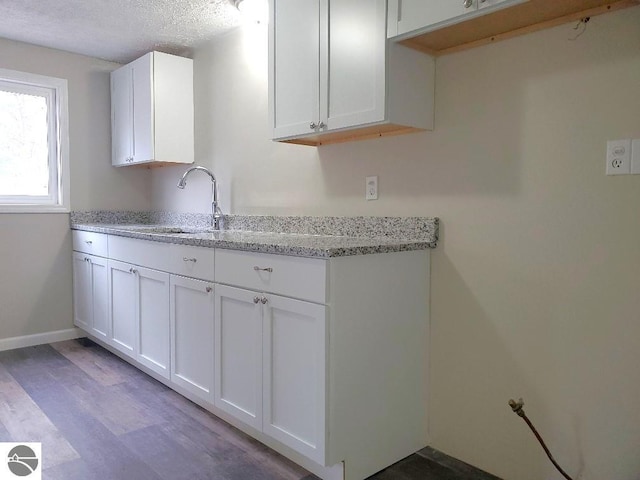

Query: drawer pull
206,286,213,293
253,296,260,304
129,268,138,274
85,240,93,244
253,266,273,273
183,257,197,263
260,296,268,304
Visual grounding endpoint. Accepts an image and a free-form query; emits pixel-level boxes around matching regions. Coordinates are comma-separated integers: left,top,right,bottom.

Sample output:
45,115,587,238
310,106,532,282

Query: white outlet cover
366,176,378,200
606,139,631,175
631,139,640,175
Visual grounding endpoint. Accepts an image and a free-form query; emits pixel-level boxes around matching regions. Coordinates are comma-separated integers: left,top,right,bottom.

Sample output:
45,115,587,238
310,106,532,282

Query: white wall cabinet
170,275,215,403
269,0,435,146
388,0,518,39
386,0,632,57
110,51,194,166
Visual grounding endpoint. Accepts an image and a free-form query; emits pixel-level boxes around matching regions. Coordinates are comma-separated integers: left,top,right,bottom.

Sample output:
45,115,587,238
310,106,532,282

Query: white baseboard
0,328,85,352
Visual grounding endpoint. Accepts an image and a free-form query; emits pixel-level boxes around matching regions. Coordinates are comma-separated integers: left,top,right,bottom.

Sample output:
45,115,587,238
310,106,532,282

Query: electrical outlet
606,140,631,175
366,176,378,200
631,139,640,175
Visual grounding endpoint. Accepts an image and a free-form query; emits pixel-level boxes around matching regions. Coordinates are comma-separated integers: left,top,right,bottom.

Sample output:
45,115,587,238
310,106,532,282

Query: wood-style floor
0,339,499,480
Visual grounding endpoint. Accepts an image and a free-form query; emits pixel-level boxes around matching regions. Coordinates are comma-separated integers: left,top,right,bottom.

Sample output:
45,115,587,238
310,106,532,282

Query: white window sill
0,205,70,214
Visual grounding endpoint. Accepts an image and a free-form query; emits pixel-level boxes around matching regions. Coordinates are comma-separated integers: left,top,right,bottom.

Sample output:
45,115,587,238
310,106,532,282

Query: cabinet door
269,0,321,139
108,259,137,357
214,285,263,429
72,252,92,331
396,0,474,36
324,0,387,131
130,53,154,163
170,275,215,402
137,266,170,379
262,294,326,464
110,65,132,166
89,255,109,341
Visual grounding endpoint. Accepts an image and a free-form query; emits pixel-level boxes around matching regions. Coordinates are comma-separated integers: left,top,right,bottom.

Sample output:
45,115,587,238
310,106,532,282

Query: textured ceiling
0,0,243,64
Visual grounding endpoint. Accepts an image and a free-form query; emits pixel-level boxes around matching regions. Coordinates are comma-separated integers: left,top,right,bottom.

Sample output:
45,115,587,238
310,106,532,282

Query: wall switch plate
366,176,378,200
631,139,640,175
606,140,631,175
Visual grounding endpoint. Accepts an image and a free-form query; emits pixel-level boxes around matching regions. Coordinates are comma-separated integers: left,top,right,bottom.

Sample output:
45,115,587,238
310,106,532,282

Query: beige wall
0,39,151,339
152,8,640,480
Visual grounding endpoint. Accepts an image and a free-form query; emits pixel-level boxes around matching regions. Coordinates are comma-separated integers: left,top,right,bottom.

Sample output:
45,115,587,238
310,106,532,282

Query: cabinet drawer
168,244,215,282
108,235,171,271
215,249,326,304
108,235,215,281
72,230,108,257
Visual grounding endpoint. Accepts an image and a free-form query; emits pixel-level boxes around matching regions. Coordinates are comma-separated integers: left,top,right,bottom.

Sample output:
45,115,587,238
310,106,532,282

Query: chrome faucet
177,166,223,229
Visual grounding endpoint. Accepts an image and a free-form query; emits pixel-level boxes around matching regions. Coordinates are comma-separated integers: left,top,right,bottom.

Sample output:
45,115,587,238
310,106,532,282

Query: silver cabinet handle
318,121,325,129
463,0,473,7
253,296,260,304
309,122,317,129
129,267,138,274
253,266,273,273
260,296,268,304
85,240,93,244
206,286,213,293
183,257,197,263
84,257,90,263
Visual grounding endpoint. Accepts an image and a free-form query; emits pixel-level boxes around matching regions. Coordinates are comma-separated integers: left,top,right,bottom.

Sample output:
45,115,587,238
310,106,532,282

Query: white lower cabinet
108,259,137,356
262,293,326,464
170,275,215,403
107,259,170,379
72,252,109,341
214,284,326,464
136,267,170,378
214,285,263,428
72,252,92,331
73,231,430,480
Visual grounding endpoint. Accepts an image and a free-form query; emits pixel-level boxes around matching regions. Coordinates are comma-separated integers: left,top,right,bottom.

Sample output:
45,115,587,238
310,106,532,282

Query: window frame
0,68,70,213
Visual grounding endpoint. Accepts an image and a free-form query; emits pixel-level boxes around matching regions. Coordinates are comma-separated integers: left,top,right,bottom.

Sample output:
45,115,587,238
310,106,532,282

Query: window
0,68,69,212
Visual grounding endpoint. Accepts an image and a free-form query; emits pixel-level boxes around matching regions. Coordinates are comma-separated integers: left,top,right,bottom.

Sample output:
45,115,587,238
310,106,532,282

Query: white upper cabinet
388,0,634,57
324,0,387,132
269,0,435,146
110,51,194,167
270,0,321,140
391,0,473,37
389,0,518,39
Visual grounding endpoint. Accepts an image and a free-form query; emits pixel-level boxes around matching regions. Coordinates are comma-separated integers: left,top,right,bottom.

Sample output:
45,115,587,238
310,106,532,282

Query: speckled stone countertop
70,212,439,258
